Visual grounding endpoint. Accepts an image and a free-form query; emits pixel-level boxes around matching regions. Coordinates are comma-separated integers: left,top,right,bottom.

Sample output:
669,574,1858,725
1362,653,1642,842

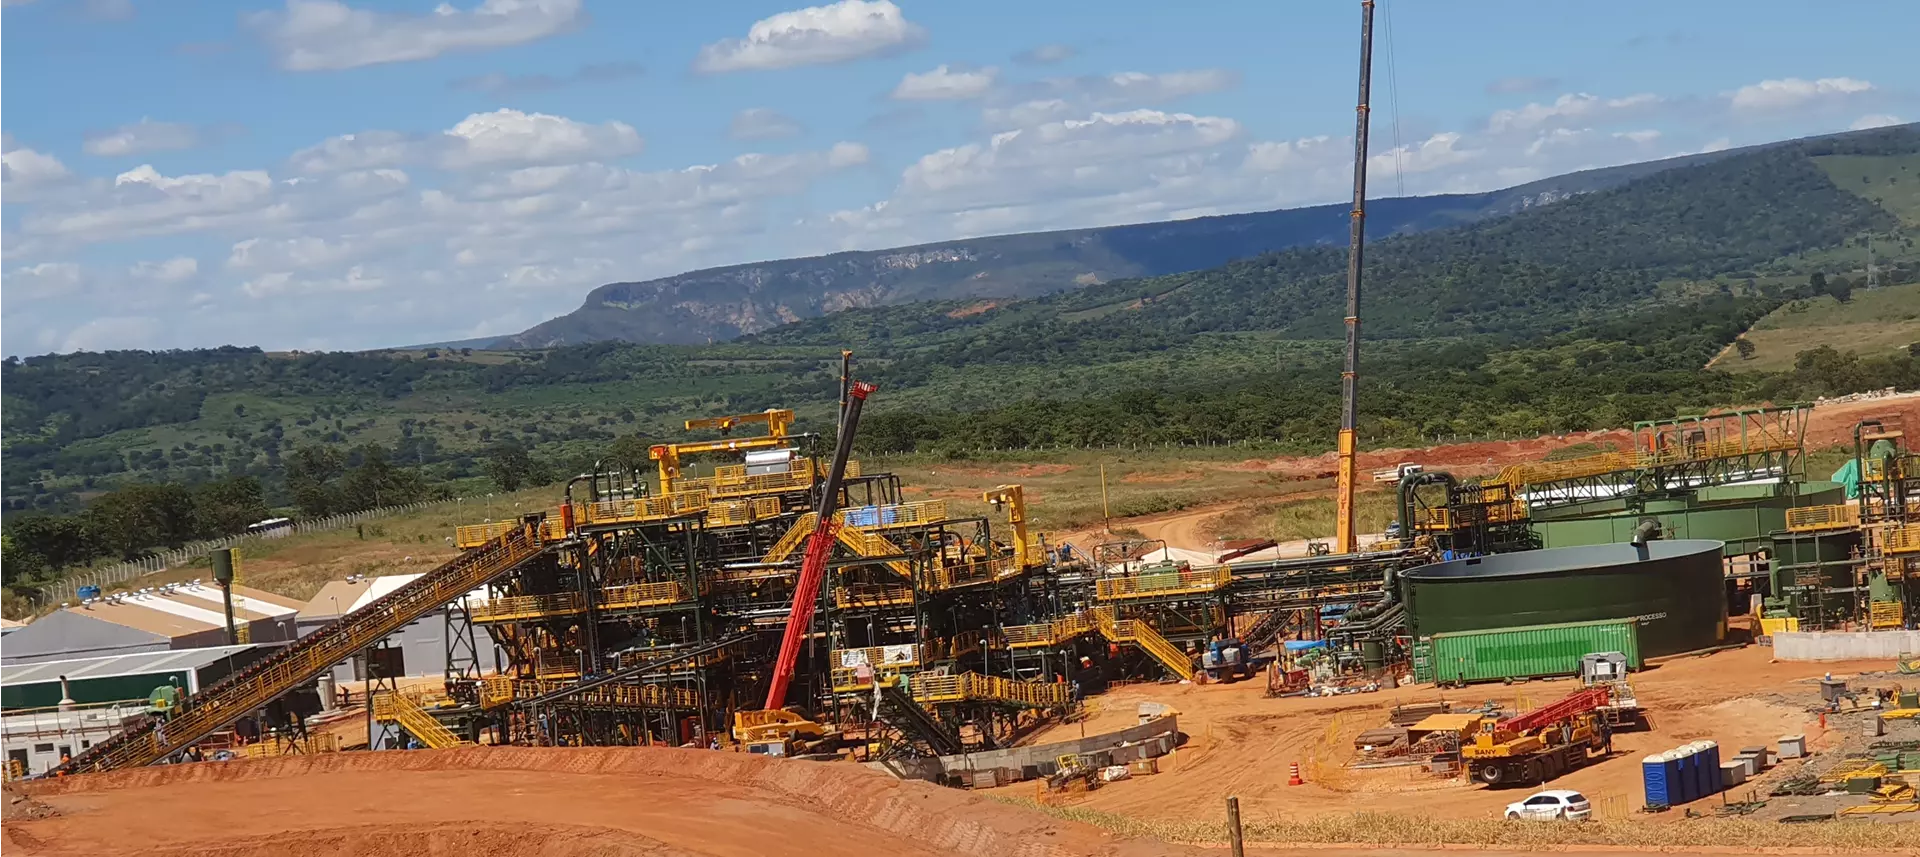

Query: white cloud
82,119,204,157
289,110,640,174
7,262,83,300
59,316,161,353
22,164,279,244
892,65,998,101
1,141,72,198
1487,92,1664,134
442,109,642,169
694,0,925,73
247,0,583,72
1850,113,1904,131
1613,129,1662,144
1013,44,1074,65
1486,76,1560,95
729,107,805,141
982,69,1239,130
1729,77,1873,113
129,257,199,283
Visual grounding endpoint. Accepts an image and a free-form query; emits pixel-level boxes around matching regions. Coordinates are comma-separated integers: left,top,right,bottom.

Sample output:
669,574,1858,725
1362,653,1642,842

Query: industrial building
2,645,268,709
298,574,491,683
1,582,301,665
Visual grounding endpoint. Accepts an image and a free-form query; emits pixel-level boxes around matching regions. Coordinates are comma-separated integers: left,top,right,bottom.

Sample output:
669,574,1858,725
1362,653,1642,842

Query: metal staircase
1094,611,1194,681
878,681,963,756
47,523,547,775
373,692,471,749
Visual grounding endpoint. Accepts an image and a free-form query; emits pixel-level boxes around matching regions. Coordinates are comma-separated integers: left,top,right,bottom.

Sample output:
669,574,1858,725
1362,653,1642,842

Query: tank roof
1402,539,1725,581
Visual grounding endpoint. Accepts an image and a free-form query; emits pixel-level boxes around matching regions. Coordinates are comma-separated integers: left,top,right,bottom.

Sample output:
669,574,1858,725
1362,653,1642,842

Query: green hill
499,147,1756,348
6,125,1920,597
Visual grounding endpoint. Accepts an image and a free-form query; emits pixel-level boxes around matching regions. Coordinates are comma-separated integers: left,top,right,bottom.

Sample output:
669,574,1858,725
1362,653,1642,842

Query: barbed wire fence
53,497,471,602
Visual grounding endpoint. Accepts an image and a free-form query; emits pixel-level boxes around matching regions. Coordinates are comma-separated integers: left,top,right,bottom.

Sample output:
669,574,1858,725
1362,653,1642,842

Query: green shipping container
1426,619,1641,685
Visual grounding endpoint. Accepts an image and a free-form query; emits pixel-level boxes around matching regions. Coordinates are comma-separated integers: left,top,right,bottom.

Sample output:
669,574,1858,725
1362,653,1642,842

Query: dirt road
1006,645,1885,825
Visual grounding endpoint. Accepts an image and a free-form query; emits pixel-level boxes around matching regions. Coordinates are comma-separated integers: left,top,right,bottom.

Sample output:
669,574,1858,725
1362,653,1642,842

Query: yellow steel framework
372,691,472,749
1094,565,1231,601
1887,524,1920,555
650,408,795,492
55,524,544,774
479,676,703,711
833,670,1071,708
1787,504,1862,533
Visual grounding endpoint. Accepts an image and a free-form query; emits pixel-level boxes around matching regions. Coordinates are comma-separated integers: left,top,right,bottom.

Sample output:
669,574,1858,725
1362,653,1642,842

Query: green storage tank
1427,619,1641,685
1402,539,1727,658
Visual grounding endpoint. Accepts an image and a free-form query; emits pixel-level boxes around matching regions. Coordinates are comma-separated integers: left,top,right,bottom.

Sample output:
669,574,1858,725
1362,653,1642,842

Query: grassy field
1713,280,1920,373
1816,152,1920,225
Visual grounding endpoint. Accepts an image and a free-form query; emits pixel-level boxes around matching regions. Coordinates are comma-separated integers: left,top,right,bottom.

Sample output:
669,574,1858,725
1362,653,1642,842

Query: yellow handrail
763,513,818,563
1887,525,1920,556
471,590,583,623
1095,565,1231,601
372,691,470,749
63,525,542,773
1786,504,1860,532
835,499,949,530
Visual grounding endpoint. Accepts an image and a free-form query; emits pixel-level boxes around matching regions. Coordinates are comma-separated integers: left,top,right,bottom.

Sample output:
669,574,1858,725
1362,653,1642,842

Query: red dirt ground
8,746,1199,857
1003,645,1889,826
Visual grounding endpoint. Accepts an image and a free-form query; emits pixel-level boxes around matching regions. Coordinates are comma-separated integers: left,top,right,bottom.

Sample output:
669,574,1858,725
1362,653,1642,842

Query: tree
1828,276,1854,303
606,434,653,474
339,445,428,511
285,445,346,516
1735,338,1757,361
487,443,536,492
84,483,199,559
192,476,269,535
1808,272,1828,297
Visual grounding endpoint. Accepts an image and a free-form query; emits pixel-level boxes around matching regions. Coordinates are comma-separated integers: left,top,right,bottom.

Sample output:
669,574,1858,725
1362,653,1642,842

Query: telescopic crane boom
763,381,875,710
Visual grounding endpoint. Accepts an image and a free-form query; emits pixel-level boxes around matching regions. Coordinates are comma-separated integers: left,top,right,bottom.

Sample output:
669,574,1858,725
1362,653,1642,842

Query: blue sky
2,0,1913,355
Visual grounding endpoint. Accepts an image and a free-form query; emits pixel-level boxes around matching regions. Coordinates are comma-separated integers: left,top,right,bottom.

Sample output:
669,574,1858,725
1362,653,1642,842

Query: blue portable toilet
1641,754,1670,808
1701,741,1722,795
1672,746,1696,803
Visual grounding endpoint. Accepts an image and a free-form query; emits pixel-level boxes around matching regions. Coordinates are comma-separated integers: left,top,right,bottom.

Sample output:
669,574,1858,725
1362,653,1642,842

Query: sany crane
650,408,796,492
763,382,876,710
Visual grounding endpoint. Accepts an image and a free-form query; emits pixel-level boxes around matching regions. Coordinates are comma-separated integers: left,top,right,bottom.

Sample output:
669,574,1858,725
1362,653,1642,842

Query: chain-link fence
54,498,464,601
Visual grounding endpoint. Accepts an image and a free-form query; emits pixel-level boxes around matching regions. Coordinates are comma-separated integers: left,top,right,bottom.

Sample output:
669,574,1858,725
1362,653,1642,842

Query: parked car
1384,520,1403,539
1504,789,1592,821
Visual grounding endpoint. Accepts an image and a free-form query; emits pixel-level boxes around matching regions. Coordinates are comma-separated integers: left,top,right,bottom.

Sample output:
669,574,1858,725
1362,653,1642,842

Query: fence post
1226,796,1245,857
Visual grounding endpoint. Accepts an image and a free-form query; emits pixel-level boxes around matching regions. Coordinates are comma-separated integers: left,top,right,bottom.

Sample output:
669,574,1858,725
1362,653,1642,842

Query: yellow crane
650,408,796,492
984,485,1036,569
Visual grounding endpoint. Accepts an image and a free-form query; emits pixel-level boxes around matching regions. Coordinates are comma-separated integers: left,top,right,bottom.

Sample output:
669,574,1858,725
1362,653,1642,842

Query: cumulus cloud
1729,77,1872,113
248,0,583,72
290,110,641,173
1013,44,1075,65
892,65,997,101
694,0,925,73
58,316,162,353
2,139,72,198
450,61,643,95
729,108,805,140
7,261,84,300
1850,113,1905,131
82,119,204,157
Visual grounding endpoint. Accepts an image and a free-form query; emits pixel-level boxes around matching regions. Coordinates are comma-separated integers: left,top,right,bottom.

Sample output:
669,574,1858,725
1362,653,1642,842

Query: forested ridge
4,124,1918,599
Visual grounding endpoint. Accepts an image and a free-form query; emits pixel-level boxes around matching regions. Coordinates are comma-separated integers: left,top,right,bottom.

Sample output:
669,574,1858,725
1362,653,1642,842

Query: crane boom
763,381,875,710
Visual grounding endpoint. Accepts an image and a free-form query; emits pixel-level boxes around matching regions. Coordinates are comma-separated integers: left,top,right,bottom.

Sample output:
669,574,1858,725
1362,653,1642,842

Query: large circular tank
1401,539,1727,657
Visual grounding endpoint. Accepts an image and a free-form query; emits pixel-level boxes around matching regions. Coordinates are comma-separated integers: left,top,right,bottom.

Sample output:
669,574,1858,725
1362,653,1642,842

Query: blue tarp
1283,640,1329,652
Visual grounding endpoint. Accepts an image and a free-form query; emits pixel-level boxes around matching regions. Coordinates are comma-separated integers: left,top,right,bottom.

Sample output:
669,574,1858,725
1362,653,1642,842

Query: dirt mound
3,783,57,821
11,746,1197,857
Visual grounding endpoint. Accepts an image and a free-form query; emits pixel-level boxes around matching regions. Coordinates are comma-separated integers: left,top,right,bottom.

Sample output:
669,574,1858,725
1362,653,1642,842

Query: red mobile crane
763,381,876,710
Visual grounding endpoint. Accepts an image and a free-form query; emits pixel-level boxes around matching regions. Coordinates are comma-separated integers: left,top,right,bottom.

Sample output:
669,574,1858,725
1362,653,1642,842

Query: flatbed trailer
1466,733,1605,786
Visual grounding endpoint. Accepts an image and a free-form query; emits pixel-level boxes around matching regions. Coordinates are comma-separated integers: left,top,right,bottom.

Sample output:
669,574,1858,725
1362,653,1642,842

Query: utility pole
1334,0,1375,556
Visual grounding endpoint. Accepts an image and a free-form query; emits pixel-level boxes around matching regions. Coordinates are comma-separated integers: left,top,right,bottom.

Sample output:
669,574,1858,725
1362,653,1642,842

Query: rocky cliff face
498,146,1753,348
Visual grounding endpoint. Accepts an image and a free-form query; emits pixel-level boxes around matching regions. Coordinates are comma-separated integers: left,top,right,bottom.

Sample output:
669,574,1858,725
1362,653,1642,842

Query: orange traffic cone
1288,761,1304,786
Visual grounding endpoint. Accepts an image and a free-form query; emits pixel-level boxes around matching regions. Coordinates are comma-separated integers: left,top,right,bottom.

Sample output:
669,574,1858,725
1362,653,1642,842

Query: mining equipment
1463,687,1614,787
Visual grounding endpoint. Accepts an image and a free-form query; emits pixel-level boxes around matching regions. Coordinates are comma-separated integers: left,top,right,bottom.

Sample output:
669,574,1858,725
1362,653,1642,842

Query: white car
1504,789,1592,822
